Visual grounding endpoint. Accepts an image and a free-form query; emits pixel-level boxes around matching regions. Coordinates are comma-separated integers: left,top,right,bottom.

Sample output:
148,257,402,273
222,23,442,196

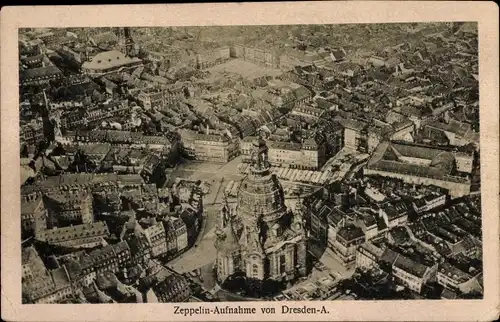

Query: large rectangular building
81,50,143,77
179,129,240,164
241,136,326,170
364,142,471,198
44,191,93,227
35,221,110,249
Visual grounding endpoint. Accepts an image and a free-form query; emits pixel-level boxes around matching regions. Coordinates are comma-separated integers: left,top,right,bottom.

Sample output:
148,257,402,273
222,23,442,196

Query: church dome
237,173,287,223
236,139,287,225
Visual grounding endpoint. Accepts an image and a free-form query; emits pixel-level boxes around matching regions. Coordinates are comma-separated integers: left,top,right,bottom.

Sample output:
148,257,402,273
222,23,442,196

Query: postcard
1,2,499,321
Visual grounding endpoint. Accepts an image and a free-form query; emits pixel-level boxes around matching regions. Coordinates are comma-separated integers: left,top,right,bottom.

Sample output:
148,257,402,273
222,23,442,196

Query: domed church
214,138,308,285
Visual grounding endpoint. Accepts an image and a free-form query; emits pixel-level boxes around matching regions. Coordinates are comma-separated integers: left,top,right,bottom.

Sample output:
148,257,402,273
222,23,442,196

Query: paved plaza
205,58,283,81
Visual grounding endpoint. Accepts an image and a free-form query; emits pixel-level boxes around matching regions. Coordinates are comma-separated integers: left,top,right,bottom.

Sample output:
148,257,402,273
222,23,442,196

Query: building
35,221,110,249
144,221,168,258
35,31,60,46
341,119,373,153
326,207,346,249
398,105,433,130
440,288,458,299
22,246,48,283
20,65,64,86
453,151,474,174
423,120,479,148
163,218,178,257
171,216,188,252
94,271,143,303
412,193,447,213
21,173,145,196
179,129,240,164
230,44,281,68
364,142,471,198
73,130,173,151
102,146,148,170
112,241,132,268
241,136,326,170
22,54,45,69
137,88,165,110
379,200,409,229
387,227,411,246
62,143,112,165
21,119,45,146
44,191,93,227
21,196,48,237
342,116,416,153
80,245,119,285
369,56,386,67
436,261,481,294
391,254,437,294
278,48,311,70
82,50,143,77
308,200,332,246
355,242,384,270
331,224,365,267
290,105,324,120
23,266,74,304
355,211,379,240
390,120,415,142
147,273,192,303
214,138,308,283
196,47,231,69
126,234,151,267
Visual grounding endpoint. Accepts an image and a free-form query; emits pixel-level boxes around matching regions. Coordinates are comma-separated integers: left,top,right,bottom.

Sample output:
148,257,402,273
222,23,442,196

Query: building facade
241,137,326,170
35,221,110,249
144,222,168,258
331,224,365,268
171,217,188,252
44,191,93,227
355,242,384,270
391,255,437,294
436,261,480,294
21,196,48,237
180,129,240,164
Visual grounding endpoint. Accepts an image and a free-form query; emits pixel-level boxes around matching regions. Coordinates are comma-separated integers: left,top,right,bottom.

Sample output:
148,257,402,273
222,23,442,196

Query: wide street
168,203,220,274
167,158,244,276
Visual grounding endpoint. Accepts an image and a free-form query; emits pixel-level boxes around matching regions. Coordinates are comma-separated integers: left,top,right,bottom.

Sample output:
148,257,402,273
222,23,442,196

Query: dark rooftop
337,224,364,242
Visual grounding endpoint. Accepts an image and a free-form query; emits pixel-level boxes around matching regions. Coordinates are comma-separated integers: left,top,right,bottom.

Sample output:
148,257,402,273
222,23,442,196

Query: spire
250,134,270,176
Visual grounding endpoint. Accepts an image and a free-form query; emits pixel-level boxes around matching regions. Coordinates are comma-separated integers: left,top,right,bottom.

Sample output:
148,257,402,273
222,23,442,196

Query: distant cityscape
19,22,482,304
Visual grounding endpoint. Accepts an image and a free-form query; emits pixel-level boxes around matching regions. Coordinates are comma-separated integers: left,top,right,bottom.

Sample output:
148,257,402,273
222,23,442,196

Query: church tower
214,198,241,283
214,137,308,285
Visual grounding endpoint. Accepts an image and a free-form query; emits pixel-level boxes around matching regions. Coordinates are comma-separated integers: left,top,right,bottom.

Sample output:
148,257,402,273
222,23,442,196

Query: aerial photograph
19,22,482,304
